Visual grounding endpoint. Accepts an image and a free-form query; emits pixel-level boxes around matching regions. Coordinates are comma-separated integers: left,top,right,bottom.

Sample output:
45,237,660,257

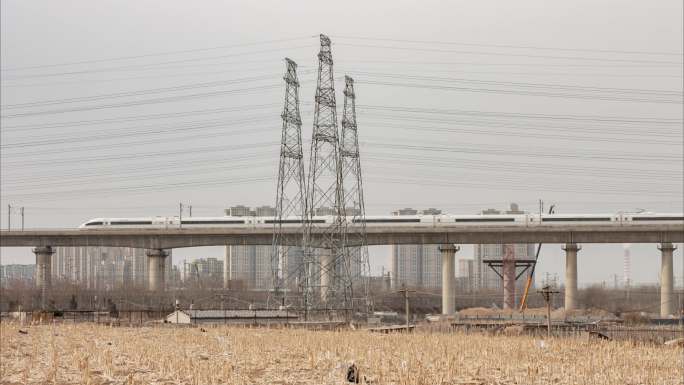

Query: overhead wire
357,79,682,104
0,44,315,79
333,42,684,65
1,73,301,110
0,84,281,119
330,35,684,56
0,36,315,72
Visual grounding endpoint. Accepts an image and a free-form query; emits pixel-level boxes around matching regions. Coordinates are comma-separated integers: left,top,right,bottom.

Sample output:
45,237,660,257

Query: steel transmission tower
340,76,371,312
306,34,349,311
271,58,308,307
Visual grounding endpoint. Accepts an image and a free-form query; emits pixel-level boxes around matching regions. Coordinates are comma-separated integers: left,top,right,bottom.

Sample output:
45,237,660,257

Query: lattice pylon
305,34,350,312
340,76,371,313
270,58,308,308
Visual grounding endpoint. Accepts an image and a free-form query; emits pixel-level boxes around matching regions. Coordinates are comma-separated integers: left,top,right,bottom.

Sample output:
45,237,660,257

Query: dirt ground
0,322,680,385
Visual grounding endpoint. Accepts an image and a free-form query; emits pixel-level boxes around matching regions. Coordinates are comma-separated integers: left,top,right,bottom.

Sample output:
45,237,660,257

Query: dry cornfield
0,322,681,385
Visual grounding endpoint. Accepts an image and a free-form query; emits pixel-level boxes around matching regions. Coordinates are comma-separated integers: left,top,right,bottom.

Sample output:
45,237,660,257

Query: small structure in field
166,309,298,325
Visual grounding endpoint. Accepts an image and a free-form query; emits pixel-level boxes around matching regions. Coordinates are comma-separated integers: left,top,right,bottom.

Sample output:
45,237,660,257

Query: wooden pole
546,295,551,338
398,285,415,332
538,285,558,338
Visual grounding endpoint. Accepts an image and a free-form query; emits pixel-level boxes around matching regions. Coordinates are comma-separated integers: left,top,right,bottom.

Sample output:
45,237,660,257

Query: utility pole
538,285,559,338
20,207,24,231
188,205,192,217
398,285,415,331
520,204,555,311
7,204,11,231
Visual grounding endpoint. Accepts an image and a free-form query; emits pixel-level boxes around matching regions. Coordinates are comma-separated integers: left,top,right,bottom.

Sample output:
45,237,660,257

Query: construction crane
519,204,555,311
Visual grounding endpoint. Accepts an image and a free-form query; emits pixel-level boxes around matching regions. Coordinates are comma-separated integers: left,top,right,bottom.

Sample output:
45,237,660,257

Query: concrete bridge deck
2,224,681,317
1,224,682,249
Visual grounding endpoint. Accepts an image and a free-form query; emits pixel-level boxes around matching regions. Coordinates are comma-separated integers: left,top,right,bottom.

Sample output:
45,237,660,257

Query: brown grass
0,322,680,384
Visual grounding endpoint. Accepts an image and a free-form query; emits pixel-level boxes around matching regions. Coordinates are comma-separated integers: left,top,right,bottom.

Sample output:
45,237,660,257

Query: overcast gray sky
1,0,682,286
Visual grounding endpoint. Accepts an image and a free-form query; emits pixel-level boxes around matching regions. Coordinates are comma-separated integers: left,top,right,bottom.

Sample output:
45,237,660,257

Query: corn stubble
0,323,679,385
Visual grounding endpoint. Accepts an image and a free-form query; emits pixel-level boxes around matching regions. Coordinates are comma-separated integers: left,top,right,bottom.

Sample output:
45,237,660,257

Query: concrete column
562,243,580,311
147,249,169,291
502,244,516,310
33,246,54,309
439,244,459,315
320,249,333,303
659,243,676,317
224,246,230,289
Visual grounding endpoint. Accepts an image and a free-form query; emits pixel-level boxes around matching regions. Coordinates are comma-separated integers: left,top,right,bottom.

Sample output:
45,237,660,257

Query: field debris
664,338,684,347
0,322,680,384
588,331,611,341
346,363,360,383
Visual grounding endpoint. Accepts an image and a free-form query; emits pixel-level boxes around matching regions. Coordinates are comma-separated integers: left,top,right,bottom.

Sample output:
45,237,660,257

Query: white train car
78,212,683,229
441,214,524,225
528,213,621,226
79,216,252,229
620,212,684,225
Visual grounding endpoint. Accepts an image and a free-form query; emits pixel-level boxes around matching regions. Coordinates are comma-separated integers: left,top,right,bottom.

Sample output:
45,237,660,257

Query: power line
331,35,684,56
358,104,682,125
0,141,279,168
0,84,280,119
0,104,281,132
365,175,682,197
345,70,682,96
0,37,315,71
358,80,681,104
0,45,314,80
334,42,684,65
1,74,297,110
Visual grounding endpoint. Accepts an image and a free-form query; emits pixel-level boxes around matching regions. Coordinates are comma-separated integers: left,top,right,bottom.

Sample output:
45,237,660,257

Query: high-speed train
78,212,684,229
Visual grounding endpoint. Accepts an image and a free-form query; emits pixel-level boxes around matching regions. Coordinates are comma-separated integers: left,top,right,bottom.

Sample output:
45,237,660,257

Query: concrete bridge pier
563,243,580,311
439,244,459,315
502,244,516,310
33,246,54,309
659,243,676,317
147,249,168,291
320,249,333,304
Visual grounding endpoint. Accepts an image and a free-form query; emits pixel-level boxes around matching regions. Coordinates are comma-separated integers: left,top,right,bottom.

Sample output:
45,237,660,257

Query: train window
181,220,245,224
633,216,684,221
454,218,515,222
264,219,326,224
353,218,420,223
85,221,103,226
542,217,610,222
110,221,153,225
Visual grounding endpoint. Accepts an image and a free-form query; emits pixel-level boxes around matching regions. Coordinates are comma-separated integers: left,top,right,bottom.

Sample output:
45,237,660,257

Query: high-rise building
0,264,35,286
223,205,278,290
51,246,172,289
473,203,535,291
391,208,444,289
183,257,223,286
457,258,475,292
